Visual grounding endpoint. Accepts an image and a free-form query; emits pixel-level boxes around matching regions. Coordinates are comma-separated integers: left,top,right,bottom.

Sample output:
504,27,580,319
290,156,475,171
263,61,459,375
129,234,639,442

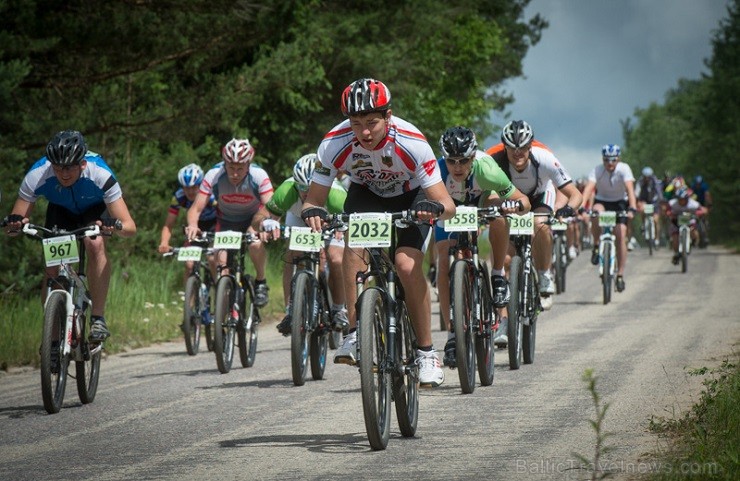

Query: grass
642,353,739,480
0,246,287,370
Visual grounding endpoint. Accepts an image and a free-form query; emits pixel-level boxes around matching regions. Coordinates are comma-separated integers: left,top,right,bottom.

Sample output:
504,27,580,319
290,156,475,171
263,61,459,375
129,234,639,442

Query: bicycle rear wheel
602,242,612,305
41,292,69,414
451,260,476,394
393,299,418,438
475,266,494,386
213,276,236,373
310,284,330,381
183,276,202,356
290,272,311,385
507,256,523,370
357,287,391,451
238,281,258,368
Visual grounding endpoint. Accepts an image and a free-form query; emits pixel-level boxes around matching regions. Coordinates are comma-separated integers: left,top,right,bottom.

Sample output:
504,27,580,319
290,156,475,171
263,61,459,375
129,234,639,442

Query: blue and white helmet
602,144,621,159
177,163,204,187
642,166,654,177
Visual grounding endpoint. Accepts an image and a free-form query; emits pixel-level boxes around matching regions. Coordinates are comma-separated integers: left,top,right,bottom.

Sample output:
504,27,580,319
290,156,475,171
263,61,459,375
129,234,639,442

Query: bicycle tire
645,218,654,256
451,260,476,394
680,228,689,273
213,276,236,373
357,287,391,450
602,242,612,305
507,256,523,370
522,270,538,365
238,281,258,368
41,291,69,414
205,280,215,352
290,272,311,386
310,283,330,381
554,235,566,294
183,276,202,356
475,266,494,386
75,312,101,405
393,299,418,438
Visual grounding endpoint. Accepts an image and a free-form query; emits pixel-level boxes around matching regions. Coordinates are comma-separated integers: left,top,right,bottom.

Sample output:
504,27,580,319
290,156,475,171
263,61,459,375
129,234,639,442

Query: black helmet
440,126,478,159
46,130,88,166
501,120,534,148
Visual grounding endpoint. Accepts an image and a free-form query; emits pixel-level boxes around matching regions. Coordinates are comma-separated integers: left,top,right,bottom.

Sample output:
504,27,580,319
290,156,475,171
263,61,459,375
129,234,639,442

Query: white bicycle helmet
222,138,255,164
293,154,316,189
177,163,204,187
641,166,654,177
501,120,534,148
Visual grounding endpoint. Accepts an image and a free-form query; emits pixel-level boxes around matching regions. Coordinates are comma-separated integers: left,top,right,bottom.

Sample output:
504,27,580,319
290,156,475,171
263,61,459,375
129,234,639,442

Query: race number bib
599,211,617,227
43,235,79,267
348,213,392,248
643,204,655,215
177,246,202,262
678,213,693,226
289,226,322,252
551,218,568,232
444,206,478,232
213,230,242,250
508,213,534,236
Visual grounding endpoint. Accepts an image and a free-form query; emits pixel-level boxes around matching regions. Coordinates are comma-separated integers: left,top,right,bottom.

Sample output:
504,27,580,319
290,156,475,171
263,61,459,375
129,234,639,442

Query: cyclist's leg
395,247,431,346
433,230,453,332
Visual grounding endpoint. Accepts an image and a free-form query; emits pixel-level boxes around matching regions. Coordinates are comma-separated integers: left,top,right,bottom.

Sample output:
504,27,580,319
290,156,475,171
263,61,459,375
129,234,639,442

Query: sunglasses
445,156,472,166
603,157,619,163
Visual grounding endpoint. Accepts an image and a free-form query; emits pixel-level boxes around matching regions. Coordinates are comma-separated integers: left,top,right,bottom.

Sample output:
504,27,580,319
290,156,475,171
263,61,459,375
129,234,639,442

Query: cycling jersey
667,198,703,218
19,152,122,214
635,175,663,204
168,188,217,222
438,150,516,206
199,163,273,225
266,178,346,219
486,141,572,196
588,162,635,202
691,180,710,205
312,116,441,197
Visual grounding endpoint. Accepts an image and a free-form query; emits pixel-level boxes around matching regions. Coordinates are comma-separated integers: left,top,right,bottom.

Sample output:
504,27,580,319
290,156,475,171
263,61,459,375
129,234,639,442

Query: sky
485,0,731,178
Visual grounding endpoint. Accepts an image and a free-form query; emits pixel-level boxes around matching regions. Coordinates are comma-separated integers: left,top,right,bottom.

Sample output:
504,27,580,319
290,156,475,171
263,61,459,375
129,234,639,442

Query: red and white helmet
340,78,392,116
221,138,255,164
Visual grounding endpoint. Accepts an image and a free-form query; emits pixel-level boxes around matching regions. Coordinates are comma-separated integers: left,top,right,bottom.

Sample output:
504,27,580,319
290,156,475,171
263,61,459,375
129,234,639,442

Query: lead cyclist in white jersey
301,78,456,388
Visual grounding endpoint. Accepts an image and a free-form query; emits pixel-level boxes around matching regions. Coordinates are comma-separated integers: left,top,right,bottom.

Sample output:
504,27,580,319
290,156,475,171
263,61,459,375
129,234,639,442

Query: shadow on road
219,432,379,453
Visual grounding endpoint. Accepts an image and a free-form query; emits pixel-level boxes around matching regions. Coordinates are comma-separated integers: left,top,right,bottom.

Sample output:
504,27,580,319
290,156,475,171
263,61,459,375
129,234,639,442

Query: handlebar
7,222,116,239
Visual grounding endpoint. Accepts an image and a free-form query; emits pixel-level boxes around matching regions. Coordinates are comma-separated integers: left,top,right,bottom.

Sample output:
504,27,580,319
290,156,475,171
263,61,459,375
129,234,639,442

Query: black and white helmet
46,130,88,166
501,120,534,148
440,126,478,159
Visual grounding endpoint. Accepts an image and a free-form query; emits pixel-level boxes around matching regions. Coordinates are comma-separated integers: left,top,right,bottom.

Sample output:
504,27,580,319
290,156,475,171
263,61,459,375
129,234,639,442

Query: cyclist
264,154,349,336
566,177,590,259
486,120,583,311
667,186,706,264
581,144,637,293
157,163,218,284
635,166,663,249
690,175,712,209
301,78,456,388
184,137,274,307
3,130,137,342
434,126,530,367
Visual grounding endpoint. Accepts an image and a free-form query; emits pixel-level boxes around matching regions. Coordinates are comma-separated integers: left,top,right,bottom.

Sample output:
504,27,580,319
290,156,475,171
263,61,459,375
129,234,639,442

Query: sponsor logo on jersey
351,159,372,170
422,159,437,177
222,193,255,204
381,156,393,167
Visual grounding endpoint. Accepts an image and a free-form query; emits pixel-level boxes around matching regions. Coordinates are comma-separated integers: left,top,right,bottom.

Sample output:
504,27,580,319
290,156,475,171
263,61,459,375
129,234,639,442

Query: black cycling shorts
45,202,109,231
594,199,629,225
344,184,431,251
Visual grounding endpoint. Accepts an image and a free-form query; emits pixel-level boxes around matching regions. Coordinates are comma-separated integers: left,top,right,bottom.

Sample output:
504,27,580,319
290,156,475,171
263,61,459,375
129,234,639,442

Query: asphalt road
1,244,738,481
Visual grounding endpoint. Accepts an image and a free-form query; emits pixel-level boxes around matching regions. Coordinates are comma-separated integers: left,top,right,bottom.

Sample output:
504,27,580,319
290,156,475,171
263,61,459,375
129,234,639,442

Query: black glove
301,206,329,222
2,214,24,227
555,206,576,218
413,200,445,216
102,218,123,230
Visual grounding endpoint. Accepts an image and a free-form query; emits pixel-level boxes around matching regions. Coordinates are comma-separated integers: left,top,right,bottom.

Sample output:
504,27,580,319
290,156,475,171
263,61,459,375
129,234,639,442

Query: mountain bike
347,210,422,451
676,212,693,273
284,220,345,386
591,210,628,305
3,221,117,414
445,206,498,394
211,231,261,374
163,234,216,355
550,216,571,294
506,212,543,369
642,203,658,256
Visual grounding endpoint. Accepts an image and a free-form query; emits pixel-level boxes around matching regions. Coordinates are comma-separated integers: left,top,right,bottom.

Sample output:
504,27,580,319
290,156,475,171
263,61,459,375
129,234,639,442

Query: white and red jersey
667,198,703,218
312,116,441,197
199,163,273,224
588,162,635,202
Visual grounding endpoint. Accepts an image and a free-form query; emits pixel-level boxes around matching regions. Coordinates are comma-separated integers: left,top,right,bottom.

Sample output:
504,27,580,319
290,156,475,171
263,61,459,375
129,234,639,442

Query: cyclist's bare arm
105,198,136,237
158,211,180,253
421,181,456,221
301,183,332,232
4,198,33,235
559,182,583,212
185,192,209,240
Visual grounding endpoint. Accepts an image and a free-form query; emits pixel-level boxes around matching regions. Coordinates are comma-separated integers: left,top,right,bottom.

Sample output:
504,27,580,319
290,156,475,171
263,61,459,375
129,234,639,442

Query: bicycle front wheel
41,292,69,414
357,288,391,451
554,235,566,294
183,276,202,356
213,276,236,373
522,270,538,365
507,256,524,370
290,272,311,386
451,260,476,394
393,300,418,438
645,218,654,256
76,310,101,404
310,284,330,381
602,242,612,305
475,267,494,386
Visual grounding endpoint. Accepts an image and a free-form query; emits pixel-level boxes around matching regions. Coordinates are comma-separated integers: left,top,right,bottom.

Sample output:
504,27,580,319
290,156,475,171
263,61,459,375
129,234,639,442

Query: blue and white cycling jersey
18,152,123,214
